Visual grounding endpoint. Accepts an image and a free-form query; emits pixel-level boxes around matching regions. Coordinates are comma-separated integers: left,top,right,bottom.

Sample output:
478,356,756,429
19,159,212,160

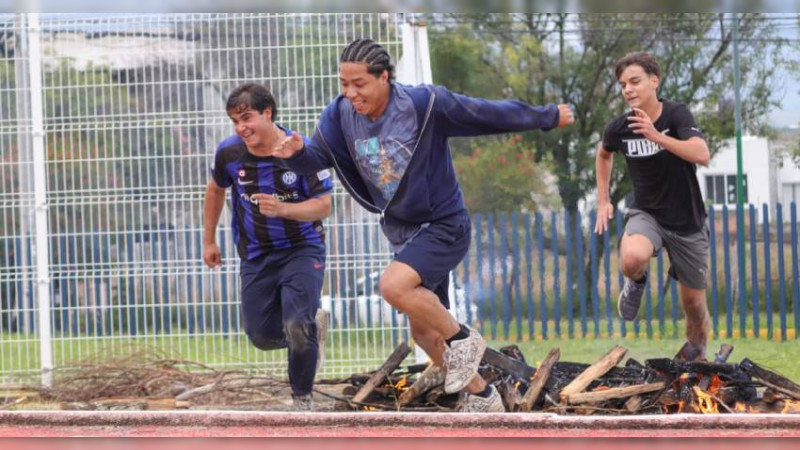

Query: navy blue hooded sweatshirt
285,84,560,228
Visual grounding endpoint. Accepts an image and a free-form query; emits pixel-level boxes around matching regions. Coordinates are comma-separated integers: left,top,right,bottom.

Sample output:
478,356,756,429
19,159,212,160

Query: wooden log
351,342,411,404
741,358,800,400
559,345,627,402
564,381,666,405
482,347,535,380
519,348,560,412
713,344,734,363
697,344,735,391
624,395,643,413
399,364,444,406
674,341,703,362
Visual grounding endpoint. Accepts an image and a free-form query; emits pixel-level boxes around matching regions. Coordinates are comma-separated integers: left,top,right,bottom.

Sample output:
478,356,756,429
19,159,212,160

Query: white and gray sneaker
460,385,505,413
443,325,487,394
315,309,329,372
618,273,647,321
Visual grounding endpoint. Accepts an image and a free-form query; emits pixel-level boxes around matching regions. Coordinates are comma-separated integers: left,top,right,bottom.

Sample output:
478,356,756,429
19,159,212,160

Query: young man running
273,38,575,411
594,52,711,359
203,83,332,410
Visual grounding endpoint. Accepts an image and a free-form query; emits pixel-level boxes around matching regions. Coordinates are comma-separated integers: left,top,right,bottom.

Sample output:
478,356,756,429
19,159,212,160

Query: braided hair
339,38,395,82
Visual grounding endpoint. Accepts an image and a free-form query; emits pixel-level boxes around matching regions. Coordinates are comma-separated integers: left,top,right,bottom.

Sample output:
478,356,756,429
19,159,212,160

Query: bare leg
680,284,710,355
379,261,460,338
619,233,654,280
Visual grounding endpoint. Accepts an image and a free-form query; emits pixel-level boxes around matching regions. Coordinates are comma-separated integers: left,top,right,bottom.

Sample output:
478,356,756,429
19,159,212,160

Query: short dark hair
339,38,395,82
226,83,277,121
614,52,661,80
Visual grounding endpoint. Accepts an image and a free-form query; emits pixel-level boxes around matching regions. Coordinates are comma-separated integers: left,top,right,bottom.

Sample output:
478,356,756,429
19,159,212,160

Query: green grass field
3,318,799,385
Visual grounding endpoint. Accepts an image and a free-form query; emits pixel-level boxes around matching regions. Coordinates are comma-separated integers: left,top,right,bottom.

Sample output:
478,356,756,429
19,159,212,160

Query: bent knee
247,330,286,351
379,275,407,307
284,319,315,352
620,252,650,277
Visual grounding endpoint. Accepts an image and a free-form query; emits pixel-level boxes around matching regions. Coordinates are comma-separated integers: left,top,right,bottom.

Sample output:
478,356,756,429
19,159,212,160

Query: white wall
697,136,772,210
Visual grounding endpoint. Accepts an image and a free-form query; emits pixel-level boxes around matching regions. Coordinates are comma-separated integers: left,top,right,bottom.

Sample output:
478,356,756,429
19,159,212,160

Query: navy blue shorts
382,211,471,309
239,244,325,396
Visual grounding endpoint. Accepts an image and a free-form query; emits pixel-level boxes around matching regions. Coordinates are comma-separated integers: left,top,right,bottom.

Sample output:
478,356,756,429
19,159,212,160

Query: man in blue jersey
273,39,575,412
202,83,333,411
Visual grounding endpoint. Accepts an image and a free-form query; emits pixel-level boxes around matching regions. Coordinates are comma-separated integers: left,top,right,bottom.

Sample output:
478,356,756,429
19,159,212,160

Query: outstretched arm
433,85,575,137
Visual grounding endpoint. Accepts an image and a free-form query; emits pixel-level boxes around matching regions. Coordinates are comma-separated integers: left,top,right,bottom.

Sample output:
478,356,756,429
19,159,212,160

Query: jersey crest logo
282,171,298,186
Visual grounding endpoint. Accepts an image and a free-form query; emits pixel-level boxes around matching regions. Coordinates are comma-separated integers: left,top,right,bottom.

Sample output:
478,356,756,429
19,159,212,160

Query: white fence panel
0,13,448,384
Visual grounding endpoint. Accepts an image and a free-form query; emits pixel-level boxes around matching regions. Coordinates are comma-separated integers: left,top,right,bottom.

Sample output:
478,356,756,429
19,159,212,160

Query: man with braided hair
273,38,575,412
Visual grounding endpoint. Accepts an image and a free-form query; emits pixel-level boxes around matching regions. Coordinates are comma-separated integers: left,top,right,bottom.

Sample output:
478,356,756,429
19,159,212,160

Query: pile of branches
28,347,290,410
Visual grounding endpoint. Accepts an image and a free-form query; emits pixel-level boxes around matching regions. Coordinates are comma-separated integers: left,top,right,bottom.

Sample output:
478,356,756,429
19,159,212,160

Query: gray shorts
624,209,709,290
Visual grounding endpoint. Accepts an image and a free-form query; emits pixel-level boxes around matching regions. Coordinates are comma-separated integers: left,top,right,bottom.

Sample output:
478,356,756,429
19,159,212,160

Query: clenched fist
251,193,287,218
557,104,575,128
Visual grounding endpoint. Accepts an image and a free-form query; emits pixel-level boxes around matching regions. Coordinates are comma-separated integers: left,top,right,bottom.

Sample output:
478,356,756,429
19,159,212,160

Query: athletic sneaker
443,325,487,394
460,385,505,412
618,273,647,321
315,309,330,372
291,394,314,411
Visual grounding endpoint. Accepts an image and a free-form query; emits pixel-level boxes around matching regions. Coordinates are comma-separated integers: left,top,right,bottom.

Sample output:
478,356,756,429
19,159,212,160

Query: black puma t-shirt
602,99,706,235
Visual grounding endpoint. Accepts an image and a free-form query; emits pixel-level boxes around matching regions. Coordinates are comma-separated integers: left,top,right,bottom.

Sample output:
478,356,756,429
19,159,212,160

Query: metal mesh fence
0,13,416,384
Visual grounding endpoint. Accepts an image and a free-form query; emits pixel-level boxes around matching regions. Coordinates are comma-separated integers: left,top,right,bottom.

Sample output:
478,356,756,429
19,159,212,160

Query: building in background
696,131,800,221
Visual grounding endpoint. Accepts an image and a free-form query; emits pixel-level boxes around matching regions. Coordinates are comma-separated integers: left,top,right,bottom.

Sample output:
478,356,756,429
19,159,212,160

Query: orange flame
394,375,408,391
734,402,761,414
781,400,800,414
708,375,724,395
692,386,719,414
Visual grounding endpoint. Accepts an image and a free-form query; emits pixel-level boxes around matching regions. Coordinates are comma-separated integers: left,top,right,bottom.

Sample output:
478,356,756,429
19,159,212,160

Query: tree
429,13,788,213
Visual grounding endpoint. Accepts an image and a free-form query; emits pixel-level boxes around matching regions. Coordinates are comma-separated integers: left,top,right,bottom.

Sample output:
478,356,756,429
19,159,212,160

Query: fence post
589,210,600,338
499,213,510,340
511,212,522,341
551,211,562,338
790,202,799,339
708,206,719,339
777,204,787,341
763,204,773,340
475,214,484,333
488,213,497,340
524,213,534,340
722,205,733,338
26,13,54,387
511,211,523,342
565,210,574,338
749,204,759,338
575,210,587,337
536,212,547,340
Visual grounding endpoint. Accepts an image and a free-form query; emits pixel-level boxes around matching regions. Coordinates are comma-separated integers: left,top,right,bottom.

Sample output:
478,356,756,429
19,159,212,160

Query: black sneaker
618,273,647,321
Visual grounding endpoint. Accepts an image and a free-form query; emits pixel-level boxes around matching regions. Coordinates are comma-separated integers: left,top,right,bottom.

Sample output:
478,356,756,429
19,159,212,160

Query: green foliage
454,135,561,214
428,13,789,211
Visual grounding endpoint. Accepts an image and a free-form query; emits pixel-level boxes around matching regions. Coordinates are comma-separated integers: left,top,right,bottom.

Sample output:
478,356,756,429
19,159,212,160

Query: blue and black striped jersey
211,126,333,260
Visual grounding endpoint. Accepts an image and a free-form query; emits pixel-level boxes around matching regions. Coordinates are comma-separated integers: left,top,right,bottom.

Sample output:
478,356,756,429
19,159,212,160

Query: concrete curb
2,411,800,430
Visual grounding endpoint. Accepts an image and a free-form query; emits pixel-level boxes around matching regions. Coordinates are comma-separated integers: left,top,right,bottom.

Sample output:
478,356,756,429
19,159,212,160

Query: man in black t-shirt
594,52,712,359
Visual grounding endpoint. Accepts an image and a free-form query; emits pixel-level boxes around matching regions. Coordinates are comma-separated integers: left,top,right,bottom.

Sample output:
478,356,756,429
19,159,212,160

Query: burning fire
394,375,408,391
692,386,719,414
780,400,800,414
734,402,760,414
